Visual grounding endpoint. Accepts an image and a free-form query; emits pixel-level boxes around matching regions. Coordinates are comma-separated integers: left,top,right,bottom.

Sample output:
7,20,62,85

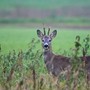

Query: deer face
37,28,57,51
41,35,51,50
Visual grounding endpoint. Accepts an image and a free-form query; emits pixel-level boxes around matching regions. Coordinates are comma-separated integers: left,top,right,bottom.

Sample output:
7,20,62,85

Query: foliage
0,34,90,90
0,38,45,90
0,28,90,54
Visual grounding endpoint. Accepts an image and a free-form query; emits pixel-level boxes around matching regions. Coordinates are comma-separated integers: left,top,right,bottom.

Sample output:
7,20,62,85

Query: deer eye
49,40,51,42
42,40,44,42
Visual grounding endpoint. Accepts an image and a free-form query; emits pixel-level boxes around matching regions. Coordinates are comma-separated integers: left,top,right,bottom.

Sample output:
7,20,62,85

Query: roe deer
84,56,90,87
37,28,71,86
75,35,90,88
81,48,90,88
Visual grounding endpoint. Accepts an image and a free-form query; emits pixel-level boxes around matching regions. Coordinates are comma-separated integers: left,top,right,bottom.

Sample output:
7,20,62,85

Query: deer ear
50,30,57,38
37,30,43,38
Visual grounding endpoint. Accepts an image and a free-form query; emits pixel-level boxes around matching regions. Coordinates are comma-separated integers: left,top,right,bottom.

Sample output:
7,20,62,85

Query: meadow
0,0,90,90
0,26,90,90
0,26,90,53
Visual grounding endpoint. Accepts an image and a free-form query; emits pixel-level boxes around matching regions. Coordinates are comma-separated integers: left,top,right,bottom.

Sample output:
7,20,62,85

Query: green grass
0,26,90,54
0,26,90,90
0,27,37,53
0,0,90,9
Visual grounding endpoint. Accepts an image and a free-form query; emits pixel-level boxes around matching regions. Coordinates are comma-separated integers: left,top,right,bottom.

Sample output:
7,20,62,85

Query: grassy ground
0,26,90,54
0,25,90,90
0,1,90,89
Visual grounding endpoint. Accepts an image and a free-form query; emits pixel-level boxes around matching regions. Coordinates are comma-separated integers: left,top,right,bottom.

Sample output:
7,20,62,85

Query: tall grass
0,32,90,90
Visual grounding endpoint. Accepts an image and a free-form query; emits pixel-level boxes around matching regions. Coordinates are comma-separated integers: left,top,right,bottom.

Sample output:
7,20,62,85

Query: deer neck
43,47,54,64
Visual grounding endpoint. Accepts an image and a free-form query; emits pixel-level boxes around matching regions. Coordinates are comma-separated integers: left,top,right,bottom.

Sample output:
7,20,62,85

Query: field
0,26,90,53
0,25,90,90
0,0,90,90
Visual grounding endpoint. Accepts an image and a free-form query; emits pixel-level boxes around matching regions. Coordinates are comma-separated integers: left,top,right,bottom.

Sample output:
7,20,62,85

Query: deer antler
48,28,50,35
43,27,46,35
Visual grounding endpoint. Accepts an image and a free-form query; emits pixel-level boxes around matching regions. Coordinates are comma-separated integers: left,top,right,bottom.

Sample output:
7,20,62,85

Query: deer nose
44,45,48,47
44,43,48,47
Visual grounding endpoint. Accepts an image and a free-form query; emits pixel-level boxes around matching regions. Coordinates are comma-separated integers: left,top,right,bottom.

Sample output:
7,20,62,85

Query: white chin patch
45,47,49,50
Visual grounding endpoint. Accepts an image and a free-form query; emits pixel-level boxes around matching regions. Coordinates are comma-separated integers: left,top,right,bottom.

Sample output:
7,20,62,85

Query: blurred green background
0,0,90,24
0,0,90,53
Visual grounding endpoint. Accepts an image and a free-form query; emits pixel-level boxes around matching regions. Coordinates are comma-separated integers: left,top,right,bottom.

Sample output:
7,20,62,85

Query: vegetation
0,27,90,53
0,30,90,90
0,0,90,89
0,0,90,24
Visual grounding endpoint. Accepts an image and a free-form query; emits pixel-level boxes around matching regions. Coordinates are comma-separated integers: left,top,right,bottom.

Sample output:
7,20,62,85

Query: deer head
37,28,57,51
